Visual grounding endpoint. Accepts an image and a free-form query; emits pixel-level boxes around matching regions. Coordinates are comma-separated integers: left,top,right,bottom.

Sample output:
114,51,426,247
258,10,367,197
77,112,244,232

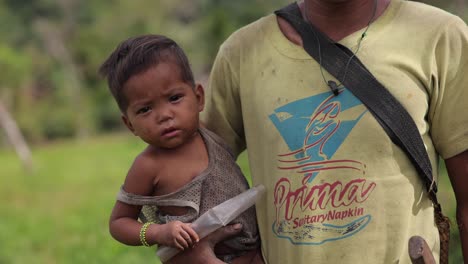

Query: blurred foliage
0,133,156,263
0,0,466,144
0,0,285,143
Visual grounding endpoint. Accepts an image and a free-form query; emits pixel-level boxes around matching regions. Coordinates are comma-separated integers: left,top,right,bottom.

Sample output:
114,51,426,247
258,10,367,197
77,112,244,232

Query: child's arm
109,153,199,250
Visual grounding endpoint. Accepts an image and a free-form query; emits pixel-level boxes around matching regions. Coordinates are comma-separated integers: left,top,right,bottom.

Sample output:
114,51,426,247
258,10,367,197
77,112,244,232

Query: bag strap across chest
275,3,435,193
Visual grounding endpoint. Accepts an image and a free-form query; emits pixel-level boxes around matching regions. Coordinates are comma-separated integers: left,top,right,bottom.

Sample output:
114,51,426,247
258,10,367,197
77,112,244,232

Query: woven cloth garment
117,127,259,254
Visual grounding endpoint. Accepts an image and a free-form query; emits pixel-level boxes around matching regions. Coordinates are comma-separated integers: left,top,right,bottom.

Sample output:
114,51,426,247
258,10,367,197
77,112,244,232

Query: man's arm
167,224,243,264
444,150,468,261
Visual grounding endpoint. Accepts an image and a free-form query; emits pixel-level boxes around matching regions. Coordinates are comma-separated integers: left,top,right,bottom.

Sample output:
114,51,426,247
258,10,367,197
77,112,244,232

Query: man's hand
166,223,243,264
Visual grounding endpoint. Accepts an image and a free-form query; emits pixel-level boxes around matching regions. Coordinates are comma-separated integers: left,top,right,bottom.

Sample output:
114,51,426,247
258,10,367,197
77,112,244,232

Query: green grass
0,134,462,263
0,134,156,264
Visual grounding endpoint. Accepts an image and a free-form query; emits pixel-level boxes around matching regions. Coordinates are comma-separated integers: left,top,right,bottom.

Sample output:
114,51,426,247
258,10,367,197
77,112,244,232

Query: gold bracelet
139,222,153,247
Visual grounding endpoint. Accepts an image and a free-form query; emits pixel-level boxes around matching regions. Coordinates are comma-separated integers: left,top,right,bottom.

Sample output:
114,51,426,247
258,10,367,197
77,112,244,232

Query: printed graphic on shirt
269,89,376,245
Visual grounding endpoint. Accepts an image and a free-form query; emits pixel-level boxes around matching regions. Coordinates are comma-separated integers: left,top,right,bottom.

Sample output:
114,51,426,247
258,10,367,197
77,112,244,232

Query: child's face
121,61,204,149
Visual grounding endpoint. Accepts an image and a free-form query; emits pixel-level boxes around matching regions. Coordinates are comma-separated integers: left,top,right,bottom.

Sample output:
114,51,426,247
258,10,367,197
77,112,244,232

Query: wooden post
0,99,33,172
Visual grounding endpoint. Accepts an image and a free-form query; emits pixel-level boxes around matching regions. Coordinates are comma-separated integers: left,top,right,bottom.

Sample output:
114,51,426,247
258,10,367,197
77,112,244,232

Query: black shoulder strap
274,3,436,193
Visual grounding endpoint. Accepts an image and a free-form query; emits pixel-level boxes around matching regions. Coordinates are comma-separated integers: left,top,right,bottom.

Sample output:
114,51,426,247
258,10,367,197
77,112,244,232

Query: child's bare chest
153,146,209,196
153,150,208,216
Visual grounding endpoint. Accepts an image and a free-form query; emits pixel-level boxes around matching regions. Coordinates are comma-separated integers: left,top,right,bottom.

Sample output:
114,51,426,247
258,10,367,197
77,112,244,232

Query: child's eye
136,106,151,114
169,94,183,102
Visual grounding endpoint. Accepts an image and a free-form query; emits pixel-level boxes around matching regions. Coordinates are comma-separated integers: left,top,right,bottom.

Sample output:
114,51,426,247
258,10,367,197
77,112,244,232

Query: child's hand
158,221,200,250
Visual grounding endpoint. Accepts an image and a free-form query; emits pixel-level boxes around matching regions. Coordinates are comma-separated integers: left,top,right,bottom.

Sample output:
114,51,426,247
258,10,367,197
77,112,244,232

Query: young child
99,34,259,263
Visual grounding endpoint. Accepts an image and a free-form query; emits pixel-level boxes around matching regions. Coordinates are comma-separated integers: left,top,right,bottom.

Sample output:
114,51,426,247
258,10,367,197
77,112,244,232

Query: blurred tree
0,43,34,171
0,0,465,145
0,0,81,141
193,0,286,72
33,0,96,139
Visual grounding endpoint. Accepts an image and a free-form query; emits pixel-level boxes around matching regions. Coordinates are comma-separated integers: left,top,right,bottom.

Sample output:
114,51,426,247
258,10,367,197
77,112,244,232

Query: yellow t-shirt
202,0,468,263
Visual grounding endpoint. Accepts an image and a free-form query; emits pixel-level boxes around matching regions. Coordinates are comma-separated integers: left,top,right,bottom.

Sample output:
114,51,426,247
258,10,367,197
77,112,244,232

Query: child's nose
156,107,173,123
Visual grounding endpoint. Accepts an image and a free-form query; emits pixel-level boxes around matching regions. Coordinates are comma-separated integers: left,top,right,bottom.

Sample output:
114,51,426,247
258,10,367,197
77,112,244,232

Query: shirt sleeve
429,16,468,159
201,41,246,158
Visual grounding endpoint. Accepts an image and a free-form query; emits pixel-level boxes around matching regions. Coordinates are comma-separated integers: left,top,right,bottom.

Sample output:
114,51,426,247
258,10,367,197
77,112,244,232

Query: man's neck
299,0,390,41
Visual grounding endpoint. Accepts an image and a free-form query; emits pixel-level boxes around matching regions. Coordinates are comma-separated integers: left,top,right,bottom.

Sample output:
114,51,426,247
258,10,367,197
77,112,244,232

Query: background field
0,2,466,263
0,133,462,263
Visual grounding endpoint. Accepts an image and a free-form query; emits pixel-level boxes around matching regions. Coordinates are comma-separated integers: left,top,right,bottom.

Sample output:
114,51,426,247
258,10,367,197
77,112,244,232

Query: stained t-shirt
202,0,468,263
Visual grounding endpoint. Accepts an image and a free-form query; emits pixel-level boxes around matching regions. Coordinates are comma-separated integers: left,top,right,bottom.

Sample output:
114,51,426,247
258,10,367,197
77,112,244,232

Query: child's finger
181,230,193,245
176,234,189,249
174,240,185,251
184,225,200,243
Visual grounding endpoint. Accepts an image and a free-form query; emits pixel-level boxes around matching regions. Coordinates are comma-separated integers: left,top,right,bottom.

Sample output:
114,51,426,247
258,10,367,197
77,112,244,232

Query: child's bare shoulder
134,146,162,169
123,146,162,195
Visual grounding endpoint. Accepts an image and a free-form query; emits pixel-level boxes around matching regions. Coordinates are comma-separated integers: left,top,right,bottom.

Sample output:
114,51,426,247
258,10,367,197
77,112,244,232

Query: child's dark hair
99,34,195,113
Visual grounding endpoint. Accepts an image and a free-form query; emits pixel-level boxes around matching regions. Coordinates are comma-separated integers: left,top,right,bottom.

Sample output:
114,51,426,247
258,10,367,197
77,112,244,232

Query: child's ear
194,83,205,112
121,114,136,135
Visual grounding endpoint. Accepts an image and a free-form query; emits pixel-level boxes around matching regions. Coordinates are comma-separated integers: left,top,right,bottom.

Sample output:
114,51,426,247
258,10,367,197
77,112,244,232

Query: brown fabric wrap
117,127,259,253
